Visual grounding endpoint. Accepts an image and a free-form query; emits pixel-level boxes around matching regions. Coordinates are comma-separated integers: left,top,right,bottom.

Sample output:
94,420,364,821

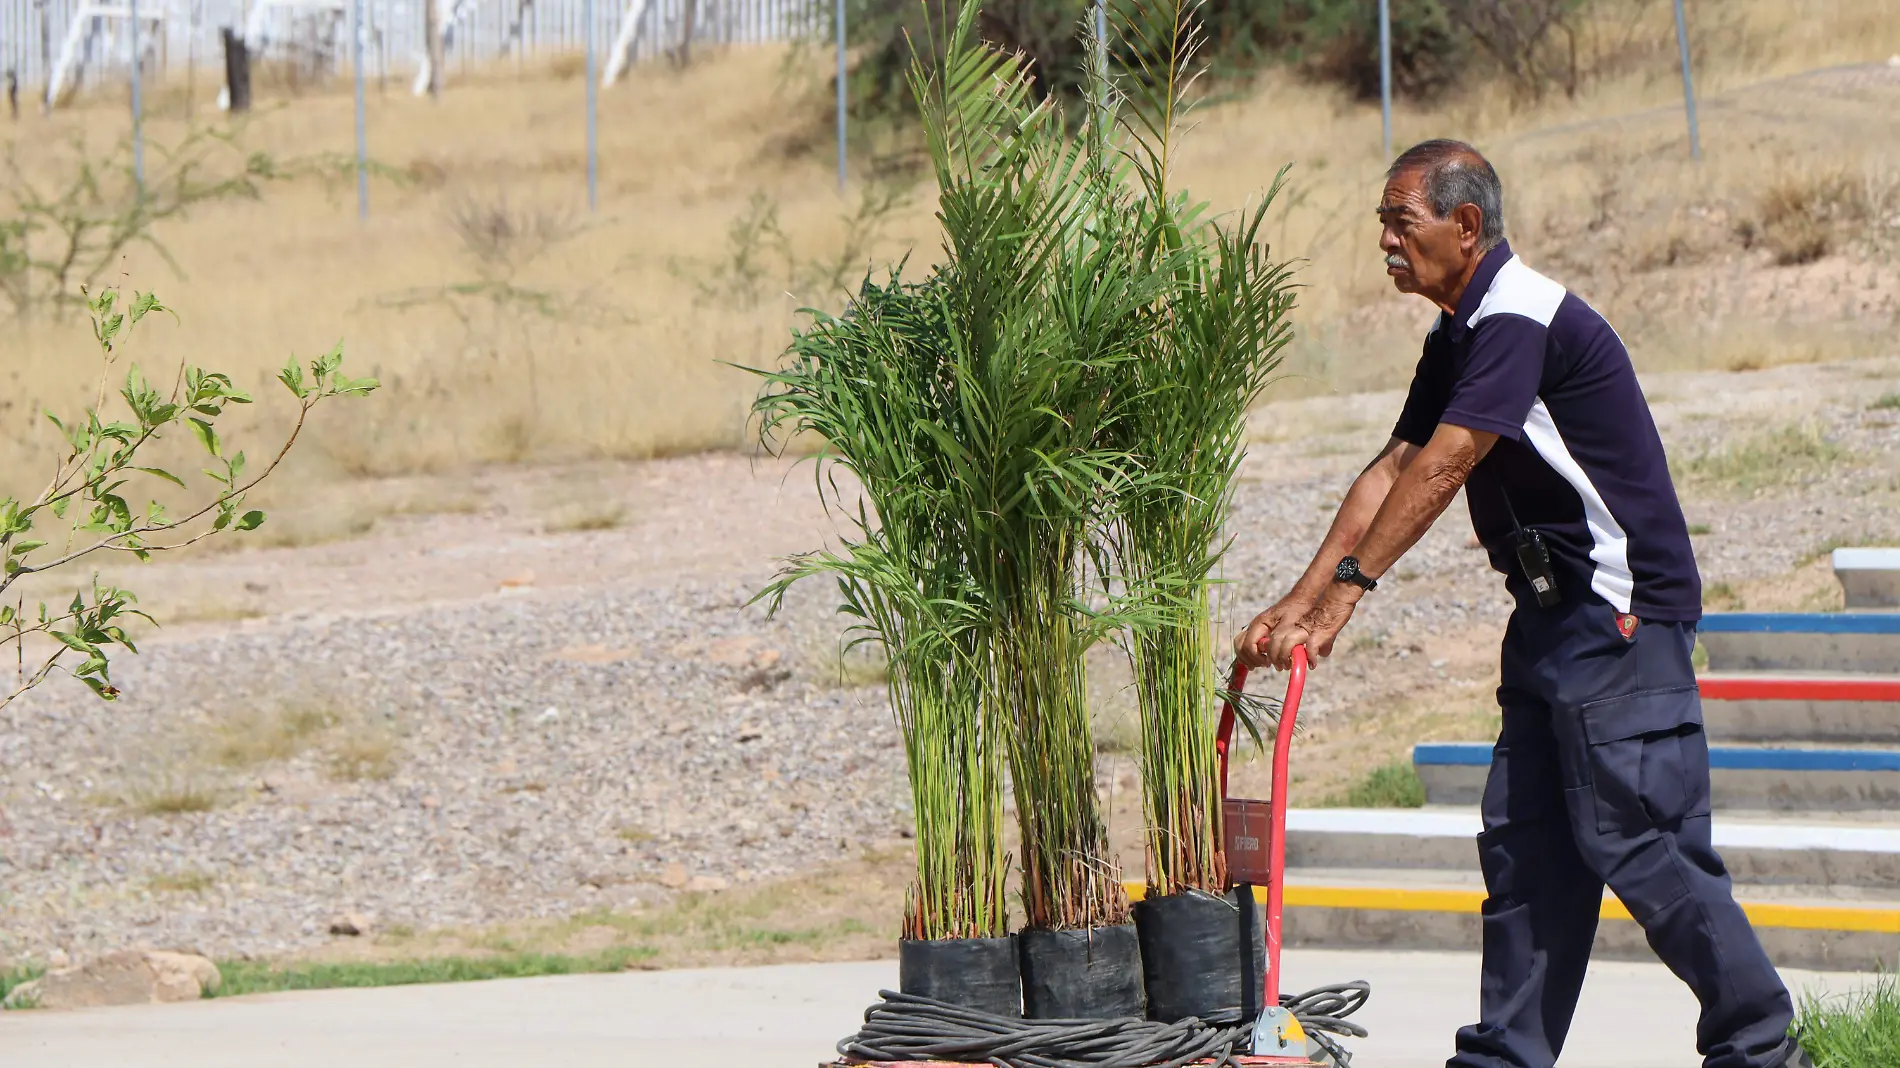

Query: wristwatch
1334,556,1378,592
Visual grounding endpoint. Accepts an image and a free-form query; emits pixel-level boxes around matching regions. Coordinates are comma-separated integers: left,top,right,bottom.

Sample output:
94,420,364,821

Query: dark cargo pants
1446,593,1794,1068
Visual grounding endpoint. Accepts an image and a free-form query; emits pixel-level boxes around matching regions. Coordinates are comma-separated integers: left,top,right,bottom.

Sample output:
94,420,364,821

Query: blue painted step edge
1415,742,1900,772
1699,613,1900,635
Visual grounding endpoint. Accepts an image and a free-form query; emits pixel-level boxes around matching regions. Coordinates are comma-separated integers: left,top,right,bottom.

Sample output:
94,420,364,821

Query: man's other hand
1267,589,1362,669
1234,595,1316,669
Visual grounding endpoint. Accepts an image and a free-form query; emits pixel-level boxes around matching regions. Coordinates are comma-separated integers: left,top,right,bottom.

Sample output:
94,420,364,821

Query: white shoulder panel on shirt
1469,256,1567,328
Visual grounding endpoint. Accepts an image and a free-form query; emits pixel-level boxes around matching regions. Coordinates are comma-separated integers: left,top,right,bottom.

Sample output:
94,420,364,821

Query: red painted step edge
1699,676,1900,702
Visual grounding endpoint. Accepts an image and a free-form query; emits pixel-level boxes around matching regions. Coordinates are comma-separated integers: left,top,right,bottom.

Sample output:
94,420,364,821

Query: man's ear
1454,203,1485,252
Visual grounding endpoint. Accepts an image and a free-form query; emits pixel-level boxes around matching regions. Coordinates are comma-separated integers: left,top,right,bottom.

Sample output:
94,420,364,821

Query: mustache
1385,253,1411,270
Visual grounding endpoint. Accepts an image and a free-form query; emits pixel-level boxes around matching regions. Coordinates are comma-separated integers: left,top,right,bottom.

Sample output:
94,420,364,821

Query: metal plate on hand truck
1223,797,1274,884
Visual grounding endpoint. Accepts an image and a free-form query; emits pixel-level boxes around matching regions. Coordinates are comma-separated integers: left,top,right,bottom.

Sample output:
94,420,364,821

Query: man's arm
1233,436,1419,669
1262,422,1498,669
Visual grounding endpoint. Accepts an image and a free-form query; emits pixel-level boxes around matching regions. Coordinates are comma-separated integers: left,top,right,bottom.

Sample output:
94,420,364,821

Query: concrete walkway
0,950,1874,1067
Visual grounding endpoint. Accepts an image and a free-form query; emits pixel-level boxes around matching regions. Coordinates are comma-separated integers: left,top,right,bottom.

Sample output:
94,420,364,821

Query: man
1234,140,1805,1068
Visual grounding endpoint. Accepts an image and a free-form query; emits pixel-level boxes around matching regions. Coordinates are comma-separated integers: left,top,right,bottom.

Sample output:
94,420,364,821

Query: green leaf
8,539,45,556
188,417,221,456
236,510,265,531
0,604,12,624
278,361,308,399
52,630,94,655
133,466,186,487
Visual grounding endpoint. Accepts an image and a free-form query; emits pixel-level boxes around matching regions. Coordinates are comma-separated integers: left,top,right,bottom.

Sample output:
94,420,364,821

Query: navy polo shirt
1392,241,1701,621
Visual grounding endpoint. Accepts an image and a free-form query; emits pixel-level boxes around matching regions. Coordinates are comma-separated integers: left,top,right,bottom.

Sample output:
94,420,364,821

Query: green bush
845,0,1472,121
1329,761,1427,807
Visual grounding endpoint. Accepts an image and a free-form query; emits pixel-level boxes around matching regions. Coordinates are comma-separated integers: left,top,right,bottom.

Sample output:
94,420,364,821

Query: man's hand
1266,587,1362,670
1233,594,1316,669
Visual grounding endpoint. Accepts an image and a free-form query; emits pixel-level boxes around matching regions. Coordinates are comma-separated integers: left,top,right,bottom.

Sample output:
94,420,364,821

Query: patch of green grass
1323,762,1426,808
1704,581,1744,610
1676,424,1846,494
1686,523,1712,536
1,962,47,1009
1869,392,1900,412
1795,969,1900,1067
212,946,658,998
1692,641,1710,672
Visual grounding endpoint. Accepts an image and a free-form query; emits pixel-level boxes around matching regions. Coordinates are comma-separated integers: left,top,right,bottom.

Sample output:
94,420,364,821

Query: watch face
1335,558,1356,581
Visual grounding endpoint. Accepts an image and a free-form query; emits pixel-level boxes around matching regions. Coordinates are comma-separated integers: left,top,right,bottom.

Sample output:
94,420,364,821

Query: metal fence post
1672,0,1701,160
585,0,598,210
130,0,144,189
354,0,368,218
834,0,845,190
1378,0,1391,159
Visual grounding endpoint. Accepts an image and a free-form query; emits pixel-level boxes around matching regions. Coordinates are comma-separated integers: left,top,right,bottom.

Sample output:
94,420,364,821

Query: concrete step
1836,547,1900,609
1123,874,1900,973
1700,671,1900,744
1282,807,1900,890
1414,742,1900,813
1701,612,1900,673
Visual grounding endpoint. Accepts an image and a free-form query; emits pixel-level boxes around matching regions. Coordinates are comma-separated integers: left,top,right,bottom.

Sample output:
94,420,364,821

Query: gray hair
1387,139,1506,250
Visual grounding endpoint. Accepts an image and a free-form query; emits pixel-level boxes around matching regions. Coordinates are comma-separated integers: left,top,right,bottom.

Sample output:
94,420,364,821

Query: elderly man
1235,139,1805,1068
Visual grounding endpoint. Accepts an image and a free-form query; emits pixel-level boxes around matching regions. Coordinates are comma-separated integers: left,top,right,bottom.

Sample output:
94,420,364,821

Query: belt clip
1615,612,1639,641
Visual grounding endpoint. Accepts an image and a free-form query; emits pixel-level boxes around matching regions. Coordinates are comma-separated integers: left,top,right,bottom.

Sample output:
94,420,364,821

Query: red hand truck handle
1214,645,1308,1010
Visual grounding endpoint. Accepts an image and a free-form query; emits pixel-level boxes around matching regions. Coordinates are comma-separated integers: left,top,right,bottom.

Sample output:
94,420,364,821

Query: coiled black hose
837,981,1371,1068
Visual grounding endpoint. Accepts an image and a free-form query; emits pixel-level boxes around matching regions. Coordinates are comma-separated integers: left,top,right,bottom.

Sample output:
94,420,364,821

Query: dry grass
129,777,222,815
1676,423,1850,494
212,706,339,767
545,502,627,532
284,853,907,972
147,869,217,893
1,0,1895,502
161,702,406,788
326,731,403,782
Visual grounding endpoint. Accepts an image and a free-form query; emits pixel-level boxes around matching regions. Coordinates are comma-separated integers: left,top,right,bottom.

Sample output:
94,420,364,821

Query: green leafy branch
0,287,377,708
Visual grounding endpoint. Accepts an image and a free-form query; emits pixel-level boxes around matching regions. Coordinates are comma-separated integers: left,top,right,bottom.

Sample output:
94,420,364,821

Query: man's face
1377,168,1475,301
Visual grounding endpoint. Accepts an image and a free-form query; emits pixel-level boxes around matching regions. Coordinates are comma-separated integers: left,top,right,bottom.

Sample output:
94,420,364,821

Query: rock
146,951,222,1000
46,949,70,969
5,950,221,1009
328,912,373,937
685,875,728,893
658,863,688,889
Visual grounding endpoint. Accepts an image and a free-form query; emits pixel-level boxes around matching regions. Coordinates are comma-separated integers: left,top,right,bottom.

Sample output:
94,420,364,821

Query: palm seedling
1093,0,1299,898
752,274,1009,942
904,5,1168,932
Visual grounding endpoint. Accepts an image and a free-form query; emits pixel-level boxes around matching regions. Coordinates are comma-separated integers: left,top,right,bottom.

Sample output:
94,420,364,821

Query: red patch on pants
1615,612,1639,640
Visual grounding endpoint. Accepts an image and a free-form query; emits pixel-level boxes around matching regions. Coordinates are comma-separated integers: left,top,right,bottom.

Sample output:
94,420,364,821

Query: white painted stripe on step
1287,809,1900,853
1835,548,1900,570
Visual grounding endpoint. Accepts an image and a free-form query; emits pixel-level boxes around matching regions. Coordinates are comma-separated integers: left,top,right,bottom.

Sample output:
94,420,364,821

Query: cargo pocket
1576,686,1711,835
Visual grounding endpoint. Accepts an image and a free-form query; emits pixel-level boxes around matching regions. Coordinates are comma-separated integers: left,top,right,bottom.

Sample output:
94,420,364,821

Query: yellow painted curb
1120,881,1900,934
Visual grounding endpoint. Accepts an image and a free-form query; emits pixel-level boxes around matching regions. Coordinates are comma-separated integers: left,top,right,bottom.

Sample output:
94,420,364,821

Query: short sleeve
1392,346,1445,447
1440,314,1546,440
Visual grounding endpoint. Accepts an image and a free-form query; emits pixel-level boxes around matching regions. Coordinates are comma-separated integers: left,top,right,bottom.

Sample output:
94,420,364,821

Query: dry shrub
1744,170,1871,265
213,706,339,767
328,731,401,782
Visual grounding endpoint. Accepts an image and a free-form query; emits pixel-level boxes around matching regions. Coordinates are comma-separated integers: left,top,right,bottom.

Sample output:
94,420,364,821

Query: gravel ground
2,354,1897,965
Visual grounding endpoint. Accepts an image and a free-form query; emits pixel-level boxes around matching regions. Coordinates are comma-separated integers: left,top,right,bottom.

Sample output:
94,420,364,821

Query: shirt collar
1450,240,1514,333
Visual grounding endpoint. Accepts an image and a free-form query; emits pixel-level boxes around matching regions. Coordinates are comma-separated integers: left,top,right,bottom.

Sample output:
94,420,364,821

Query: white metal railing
1,0,822,104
